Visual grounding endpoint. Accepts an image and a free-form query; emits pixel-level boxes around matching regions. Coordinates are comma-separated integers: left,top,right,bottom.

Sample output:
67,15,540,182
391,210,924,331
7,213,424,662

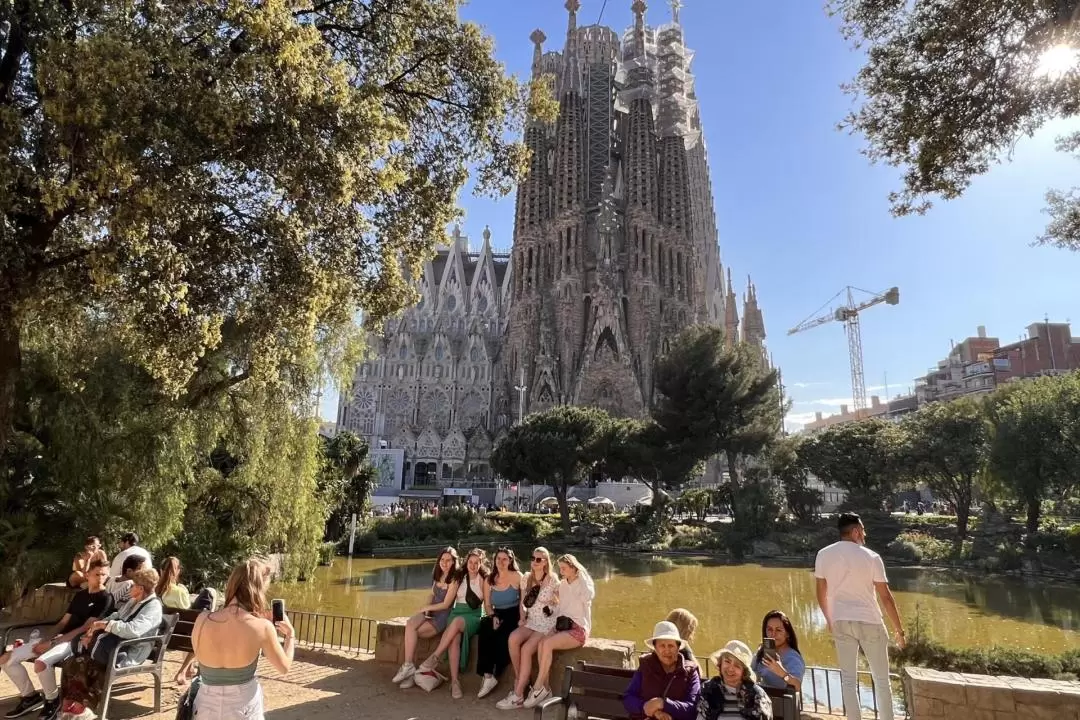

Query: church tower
502,1,765,418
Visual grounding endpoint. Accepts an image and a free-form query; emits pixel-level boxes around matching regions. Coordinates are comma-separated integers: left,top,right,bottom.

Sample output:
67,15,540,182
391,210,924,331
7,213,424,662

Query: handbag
555,616,574,633
522,584,541,609
175,675,202,720
465,580,483,610
414,668,446,692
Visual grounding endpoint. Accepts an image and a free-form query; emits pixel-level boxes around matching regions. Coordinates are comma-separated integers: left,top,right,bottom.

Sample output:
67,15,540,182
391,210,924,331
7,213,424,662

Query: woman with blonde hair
155,556,192,609
666,608,699,664
190,558,294,720
523,554,595,708
495,547,558,710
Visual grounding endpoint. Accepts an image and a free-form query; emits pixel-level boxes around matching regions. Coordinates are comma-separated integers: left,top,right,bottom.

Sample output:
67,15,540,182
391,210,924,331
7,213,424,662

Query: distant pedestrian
814,512,904,720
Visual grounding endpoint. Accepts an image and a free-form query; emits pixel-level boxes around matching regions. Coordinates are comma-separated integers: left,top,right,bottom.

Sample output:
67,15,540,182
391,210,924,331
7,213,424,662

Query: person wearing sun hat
623,621,701,720
695,640,772,720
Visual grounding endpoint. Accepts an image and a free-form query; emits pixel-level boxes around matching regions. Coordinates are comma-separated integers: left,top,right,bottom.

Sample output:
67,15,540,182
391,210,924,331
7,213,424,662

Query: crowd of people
1,511,902,720
388,512,904,720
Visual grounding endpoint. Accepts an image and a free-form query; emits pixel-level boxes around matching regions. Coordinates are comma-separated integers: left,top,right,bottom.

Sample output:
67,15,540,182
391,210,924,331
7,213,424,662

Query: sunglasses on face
532,557,544,563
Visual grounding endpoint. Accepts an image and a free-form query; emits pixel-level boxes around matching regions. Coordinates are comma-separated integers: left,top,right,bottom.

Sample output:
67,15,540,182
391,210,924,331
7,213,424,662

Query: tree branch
0,19,26,105
184,370,252,409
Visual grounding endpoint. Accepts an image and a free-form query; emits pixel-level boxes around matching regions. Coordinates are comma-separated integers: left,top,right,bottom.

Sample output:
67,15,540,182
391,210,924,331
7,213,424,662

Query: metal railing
289,610,377,655
702,659,905,718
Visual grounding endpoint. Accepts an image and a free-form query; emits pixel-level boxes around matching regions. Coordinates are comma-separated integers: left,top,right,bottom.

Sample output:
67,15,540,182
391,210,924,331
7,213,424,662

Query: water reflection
274,549,1080,667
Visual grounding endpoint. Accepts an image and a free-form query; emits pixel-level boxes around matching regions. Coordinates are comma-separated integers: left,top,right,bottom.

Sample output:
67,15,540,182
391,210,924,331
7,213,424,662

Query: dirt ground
0,649,843,720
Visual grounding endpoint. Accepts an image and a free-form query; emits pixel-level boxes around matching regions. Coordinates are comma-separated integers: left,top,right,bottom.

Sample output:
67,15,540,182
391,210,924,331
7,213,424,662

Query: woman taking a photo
190,558,294,720
750,610,805,693
391,547,459,689
414,548,488,698
475,548,523,699
623,621,701,720
696,640,772,720
496,547,558,710
524,554,595,708
155,556,192,609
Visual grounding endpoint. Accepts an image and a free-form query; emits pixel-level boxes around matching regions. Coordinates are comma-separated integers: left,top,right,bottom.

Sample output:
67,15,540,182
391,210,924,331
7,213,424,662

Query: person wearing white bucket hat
622,621,700,720
695,640,772,720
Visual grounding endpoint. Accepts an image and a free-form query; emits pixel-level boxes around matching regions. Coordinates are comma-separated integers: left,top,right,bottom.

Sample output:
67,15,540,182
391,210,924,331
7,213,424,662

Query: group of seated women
623,609,805,720
390,546,595,710
389,545,806,719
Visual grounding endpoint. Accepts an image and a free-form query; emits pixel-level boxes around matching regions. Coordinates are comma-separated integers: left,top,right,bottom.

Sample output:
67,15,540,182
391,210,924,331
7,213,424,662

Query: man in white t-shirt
815,512,904,720
108,532,152,589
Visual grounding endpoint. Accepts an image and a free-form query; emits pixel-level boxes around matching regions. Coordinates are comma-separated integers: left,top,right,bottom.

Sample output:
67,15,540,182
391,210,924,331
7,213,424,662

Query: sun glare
1036,44,1080,79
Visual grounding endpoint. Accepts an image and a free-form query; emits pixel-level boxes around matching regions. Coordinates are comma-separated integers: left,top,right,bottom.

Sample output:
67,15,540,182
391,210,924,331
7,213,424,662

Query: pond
273,548,1080,666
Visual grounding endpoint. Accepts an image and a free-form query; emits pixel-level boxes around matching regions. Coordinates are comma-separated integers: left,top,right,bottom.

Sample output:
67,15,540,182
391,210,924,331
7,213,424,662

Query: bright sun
1036,44,1080,79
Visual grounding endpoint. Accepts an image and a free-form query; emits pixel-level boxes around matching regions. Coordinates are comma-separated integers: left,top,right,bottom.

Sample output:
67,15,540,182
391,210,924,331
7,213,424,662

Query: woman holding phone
391,547,460,688
191,558,295,720
750,610,804,692
475,548,523,698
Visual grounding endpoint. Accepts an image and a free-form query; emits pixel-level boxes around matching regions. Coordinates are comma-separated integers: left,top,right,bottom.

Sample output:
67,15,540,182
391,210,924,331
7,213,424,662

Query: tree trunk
555,483,571,536
725,450,741,519
1025,497,1041,537
0,302,20,454
955,478,972,539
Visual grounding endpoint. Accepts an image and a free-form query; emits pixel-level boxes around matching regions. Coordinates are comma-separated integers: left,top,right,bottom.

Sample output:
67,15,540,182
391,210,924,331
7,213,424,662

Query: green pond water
273,549,1080,666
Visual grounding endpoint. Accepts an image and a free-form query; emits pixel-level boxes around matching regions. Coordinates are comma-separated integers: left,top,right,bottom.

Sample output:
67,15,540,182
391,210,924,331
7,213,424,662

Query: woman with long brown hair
155,556,191,609
191,558,294,720
750,610,805,692
475,548,523,699
391,547,460,689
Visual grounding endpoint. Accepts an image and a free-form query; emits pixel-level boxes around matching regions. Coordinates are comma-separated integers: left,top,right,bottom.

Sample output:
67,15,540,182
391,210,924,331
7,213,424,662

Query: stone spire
668,0,682,23
724,267,739,349
741,275,767,354
558,0,583,97
530,29,546,78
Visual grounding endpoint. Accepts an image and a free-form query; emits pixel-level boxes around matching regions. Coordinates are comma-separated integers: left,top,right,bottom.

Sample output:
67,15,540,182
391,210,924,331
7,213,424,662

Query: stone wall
904,667,1080,720
375,617,636,691
0,583,77,626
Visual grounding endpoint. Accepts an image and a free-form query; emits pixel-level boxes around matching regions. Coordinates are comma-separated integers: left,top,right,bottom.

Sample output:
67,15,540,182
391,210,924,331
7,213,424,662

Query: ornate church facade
337,1,767,485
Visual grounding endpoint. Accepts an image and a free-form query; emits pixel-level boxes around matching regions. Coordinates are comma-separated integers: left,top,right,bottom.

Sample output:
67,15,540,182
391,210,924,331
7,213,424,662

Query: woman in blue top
750,610,805,693
475,548,523,699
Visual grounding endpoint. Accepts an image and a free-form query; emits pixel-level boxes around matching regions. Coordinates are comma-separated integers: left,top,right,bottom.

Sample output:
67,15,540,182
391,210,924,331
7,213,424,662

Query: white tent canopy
588,496,615,506
538,496,559,507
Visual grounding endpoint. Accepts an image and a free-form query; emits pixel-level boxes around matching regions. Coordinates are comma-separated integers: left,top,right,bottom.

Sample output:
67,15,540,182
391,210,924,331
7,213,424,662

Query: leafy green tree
766,435,822,524
830,0,1080,247
989,374,1080,536
652,326,782,518
491,405,611,535
603,419,704,507
0,0,543,452
678,488,714,522
899,397,990,538
800,418,902,510
320,431,379,542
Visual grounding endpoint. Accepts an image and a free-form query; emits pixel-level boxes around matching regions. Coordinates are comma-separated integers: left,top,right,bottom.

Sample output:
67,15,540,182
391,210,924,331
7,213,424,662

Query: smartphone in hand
763,637,778,661
272,599,286,624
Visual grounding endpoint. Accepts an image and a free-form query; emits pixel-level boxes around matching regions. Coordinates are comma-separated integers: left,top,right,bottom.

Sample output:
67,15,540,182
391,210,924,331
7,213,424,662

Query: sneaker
36,699,59,720
495,691,524,710
5,693,44,719
478,675,499,698
451,680,463,700
391,662,416,684
523,686,551,709
399,674,416,689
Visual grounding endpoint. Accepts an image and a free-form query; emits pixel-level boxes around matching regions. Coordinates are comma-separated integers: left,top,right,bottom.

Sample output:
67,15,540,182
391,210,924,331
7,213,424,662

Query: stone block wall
904,667,1080,720
1,583,77,626
375,617,636,691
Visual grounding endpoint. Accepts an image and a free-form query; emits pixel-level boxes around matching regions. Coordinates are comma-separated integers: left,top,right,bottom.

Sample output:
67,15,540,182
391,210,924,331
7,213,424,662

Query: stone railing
903,666,1080,719
375,617,635,691
0,583,77,625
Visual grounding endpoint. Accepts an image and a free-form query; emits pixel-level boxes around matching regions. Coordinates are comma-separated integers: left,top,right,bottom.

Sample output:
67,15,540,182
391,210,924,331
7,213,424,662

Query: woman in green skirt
415,547,488,698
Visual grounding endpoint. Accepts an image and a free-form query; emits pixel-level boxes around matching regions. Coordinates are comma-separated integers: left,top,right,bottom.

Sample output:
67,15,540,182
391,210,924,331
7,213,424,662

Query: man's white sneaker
391,662,416,684
495,692,524,710
478,675,499,698
523,686,551,709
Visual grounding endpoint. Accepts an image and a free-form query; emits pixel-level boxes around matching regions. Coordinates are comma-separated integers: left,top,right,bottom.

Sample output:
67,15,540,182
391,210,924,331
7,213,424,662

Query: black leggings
475,606,520,678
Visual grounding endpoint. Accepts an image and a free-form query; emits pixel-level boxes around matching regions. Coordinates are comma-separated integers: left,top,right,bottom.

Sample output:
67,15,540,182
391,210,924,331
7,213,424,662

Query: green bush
896,634,1069,679
886,530,964,563
317,542,337,566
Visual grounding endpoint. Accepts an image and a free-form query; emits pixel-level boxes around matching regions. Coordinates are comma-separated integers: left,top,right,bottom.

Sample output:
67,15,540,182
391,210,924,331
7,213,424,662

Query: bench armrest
534,694,566,720
2,620,63,647
106,633,168,668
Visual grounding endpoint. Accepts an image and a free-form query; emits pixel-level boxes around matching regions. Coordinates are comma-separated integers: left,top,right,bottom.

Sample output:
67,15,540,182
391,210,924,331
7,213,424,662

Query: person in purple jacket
623,621,701,720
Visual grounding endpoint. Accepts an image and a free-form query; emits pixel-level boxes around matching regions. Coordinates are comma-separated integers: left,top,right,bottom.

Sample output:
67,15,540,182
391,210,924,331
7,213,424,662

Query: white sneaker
392,662,416,684
523,686,551,709
495,691,524,710
478,675,499,698
399,674,416,689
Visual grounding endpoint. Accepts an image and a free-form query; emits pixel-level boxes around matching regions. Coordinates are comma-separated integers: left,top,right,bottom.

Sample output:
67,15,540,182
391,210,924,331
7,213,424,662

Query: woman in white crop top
522,554,595,709
415,548,488,699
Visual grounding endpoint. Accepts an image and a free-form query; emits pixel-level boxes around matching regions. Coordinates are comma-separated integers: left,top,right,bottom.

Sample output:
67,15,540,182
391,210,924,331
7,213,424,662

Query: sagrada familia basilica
338,1,768,486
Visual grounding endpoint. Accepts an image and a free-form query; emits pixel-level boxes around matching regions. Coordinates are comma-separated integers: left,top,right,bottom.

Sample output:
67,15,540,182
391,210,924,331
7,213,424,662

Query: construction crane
787,286,900,415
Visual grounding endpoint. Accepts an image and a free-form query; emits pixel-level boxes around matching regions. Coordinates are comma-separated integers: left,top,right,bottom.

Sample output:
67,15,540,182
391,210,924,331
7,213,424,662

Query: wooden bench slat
569,670,633,694
571,694,630,719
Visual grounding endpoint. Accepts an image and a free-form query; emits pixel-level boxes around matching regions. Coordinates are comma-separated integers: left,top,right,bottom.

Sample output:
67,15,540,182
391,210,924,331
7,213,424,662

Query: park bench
2,619,64,650
165,606,205,653
535,661,799,720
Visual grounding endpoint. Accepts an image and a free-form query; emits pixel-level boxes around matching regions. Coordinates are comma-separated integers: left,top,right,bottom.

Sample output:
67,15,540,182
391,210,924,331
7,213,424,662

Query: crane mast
788,286,899,416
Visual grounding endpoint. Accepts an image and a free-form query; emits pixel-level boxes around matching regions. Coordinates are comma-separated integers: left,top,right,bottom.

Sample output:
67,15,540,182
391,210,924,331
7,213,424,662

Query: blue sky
322,0,1080,430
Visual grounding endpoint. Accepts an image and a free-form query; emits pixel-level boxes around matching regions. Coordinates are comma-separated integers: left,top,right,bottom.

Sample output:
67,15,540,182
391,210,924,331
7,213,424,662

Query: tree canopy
799,417,902,509
0,0,544,451
831,0,1080,247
